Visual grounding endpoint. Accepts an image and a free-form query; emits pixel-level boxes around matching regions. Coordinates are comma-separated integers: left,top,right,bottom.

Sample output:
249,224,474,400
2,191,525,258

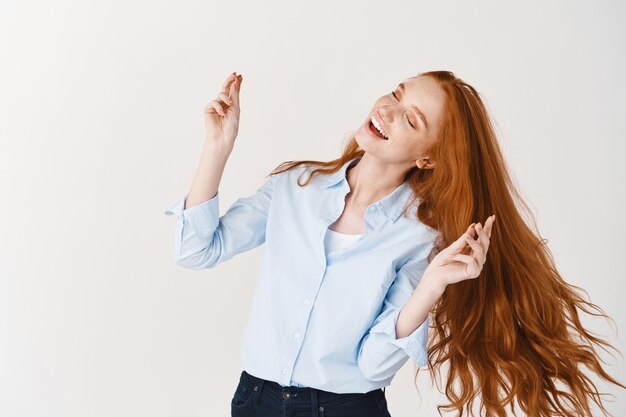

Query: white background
1,0,624,416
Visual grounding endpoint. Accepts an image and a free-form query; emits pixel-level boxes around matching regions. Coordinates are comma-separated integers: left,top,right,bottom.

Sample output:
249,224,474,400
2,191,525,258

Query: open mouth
367,119,388,140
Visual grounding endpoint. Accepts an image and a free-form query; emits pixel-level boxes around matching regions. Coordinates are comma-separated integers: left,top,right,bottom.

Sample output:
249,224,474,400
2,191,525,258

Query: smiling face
355,75,447,169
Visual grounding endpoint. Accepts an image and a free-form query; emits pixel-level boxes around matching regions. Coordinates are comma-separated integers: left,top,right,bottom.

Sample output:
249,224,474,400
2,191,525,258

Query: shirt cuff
368,307,429,368
163,191,220,240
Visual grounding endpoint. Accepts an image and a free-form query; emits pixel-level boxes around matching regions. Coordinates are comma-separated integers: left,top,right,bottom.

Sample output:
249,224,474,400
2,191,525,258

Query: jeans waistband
241,369,383,414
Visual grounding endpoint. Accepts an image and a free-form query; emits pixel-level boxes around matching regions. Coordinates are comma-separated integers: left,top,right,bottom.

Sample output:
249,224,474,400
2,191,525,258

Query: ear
415,157,436,170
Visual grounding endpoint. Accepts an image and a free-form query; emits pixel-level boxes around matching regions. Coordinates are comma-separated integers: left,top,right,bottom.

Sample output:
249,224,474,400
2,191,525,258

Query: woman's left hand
423,215,496,291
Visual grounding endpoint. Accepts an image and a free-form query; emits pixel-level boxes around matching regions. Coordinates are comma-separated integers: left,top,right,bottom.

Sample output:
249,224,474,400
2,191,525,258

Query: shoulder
394,208,440,261
396,191,440,242
396,223,439,275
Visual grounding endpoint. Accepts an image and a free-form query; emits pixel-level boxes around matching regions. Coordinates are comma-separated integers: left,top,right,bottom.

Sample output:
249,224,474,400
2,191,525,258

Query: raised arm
185,71,242,210
164,71,276,269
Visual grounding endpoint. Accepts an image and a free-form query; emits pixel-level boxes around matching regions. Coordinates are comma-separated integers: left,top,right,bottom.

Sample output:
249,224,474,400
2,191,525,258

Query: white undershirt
323,227,362,256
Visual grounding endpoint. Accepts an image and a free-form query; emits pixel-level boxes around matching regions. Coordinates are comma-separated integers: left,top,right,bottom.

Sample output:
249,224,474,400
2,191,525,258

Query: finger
485,215,495,238
217,92,232,105
474,223,491,262
478,220,494,245
221,72,238,95
468,224,477,239
451,253,473,264
452,254,480,275
475,222,488,248
465,235,484,262
204,103,218,114
229,74,242,108
477,217,494,243
211,100,225,116
463,262,480,279
447,223,477,252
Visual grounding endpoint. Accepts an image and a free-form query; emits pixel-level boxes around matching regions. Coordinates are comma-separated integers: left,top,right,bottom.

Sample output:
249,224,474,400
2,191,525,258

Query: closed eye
391,91,415,129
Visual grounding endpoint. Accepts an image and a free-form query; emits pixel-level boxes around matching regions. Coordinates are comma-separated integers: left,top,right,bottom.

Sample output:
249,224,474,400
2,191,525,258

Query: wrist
420,270,447,297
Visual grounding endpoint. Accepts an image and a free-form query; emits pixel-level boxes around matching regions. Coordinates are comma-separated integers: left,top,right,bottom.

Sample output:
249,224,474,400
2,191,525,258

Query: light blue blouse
164,156,439,393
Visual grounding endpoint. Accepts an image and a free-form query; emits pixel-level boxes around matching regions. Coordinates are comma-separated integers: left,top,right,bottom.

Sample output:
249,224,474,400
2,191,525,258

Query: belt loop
311,388,318,417
382,386,386,393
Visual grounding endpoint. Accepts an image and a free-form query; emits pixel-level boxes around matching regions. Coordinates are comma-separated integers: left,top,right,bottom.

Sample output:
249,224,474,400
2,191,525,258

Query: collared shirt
164,155,439,393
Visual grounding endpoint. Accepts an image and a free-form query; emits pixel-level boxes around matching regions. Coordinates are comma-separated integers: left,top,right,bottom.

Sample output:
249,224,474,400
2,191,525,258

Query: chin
354,126,374,152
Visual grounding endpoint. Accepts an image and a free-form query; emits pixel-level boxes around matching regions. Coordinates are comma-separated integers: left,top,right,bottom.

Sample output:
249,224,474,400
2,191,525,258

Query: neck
346,154,410,208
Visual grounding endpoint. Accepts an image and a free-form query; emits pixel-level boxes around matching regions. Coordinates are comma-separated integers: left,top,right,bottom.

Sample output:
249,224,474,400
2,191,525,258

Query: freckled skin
331,76,448,235
355,75,447,170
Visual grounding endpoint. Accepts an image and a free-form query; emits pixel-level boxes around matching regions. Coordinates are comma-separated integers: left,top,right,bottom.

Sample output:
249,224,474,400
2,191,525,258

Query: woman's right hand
204,71,243,151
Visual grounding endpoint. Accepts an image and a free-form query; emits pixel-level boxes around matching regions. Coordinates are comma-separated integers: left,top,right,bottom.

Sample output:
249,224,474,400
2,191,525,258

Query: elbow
174,249,220,270
172,233,226,270
175,258,206,270
357,336,409,382
357,348,392,382
358,356,407,383
358,358,394,382
359,364,386,382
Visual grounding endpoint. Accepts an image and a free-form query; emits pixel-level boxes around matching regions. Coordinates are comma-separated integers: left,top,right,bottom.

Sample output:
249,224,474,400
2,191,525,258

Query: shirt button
294,332,301,339
303,298,310,305
282,368,288,375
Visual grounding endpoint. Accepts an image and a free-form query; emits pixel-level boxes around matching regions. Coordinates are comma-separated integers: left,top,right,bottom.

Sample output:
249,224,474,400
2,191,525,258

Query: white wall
1,0,624,416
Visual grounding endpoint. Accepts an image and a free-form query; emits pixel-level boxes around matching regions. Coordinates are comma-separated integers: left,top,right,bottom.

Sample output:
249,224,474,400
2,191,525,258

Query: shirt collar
322,157,361,189
322,156,416,223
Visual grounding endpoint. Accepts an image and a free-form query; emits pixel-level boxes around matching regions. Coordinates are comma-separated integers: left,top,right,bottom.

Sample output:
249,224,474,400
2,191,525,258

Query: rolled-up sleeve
357,241,433,382
163,174,275,269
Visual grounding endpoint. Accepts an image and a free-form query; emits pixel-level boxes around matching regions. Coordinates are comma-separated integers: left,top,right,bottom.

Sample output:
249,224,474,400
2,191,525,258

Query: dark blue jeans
231,370,391,417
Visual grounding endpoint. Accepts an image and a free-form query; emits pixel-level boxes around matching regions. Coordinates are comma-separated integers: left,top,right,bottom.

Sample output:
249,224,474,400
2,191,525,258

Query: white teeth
370,115,388,139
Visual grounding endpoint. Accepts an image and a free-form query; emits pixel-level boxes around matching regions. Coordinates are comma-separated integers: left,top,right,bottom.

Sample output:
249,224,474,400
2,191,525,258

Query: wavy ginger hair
266,70,625,417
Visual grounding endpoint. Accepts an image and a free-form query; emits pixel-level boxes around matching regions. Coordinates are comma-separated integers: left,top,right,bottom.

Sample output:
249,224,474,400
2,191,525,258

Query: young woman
165,71,625,417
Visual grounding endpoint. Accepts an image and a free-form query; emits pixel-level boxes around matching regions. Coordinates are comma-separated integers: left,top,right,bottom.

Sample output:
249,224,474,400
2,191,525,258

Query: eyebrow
398,83,429,129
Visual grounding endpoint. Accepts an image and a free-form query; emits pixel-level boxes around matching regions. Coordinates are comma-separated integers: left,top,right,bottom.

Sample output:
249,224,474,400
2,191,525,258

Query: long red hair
266,70,625,417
